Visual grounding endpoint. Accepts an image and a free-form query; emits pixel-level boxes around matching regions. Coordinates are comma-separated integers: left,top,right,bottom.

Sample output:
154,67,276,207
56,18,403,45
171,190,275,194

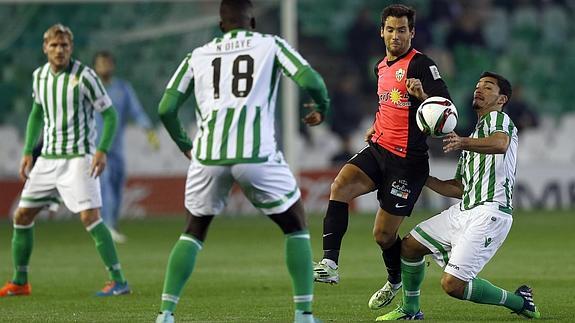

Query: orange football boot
0,282,31,297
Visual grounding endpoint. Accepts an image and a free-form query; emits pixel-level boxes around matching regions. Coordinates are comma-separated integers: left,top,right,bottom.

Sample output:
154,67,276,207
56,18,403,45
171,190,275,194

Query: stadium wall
1,163,573,219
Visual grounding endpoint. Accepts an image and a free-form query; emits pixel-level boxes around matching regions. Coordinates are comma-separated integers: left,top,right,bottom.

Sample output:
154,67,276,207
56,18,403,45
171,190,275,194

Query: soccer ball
416,96,458,137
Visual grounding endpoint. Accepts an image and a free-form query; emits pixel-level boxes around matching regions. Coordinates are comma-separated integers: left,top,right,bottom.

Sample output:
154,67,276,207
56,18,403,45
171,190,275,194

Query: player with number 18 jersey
156,2,330,320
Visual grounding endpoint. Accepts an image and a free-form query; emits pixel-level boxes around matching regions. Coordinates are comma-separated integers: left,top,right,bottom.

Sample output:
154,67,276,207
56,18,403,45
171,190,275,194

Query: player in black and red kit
313,4,451,310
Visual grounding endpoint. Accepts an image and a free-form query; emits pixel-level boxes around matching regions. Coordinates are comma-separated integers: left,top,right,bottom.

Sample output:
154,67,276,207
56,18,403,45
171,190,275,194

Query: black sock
382,236,402,284
322,200,349,264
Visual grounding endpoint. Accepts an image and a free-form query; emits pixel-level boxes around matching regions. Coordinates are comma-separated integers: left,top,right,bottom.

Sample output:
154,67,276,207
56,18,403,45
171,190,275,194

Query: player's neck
385,48,410,62
100,75,112,84
49,61,70,74
477,106,502,118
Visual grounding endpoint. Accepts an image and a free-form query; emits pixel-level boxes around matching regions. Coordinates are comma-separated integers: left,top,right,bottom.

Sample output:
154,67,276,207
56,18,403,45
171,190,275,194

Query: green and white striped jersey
32,59,113,157
166,30,309,165
455,111,518,213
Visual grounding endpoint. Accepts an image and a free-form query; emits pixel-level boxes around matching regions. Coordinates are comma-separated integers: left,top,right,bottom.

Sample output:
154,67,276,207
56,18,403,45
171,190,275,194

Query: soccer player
376,72,541,320
154,1,329,322
313,4,451,309
94,51,160,243
0,24,130,297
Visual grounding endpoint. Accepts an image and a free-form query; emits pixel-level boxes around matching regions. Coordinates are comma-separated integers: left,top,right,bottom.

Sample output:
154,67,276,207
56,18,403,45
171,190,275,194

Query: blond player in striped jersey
155,1,329,323
0,24,131,298
376,72,540,321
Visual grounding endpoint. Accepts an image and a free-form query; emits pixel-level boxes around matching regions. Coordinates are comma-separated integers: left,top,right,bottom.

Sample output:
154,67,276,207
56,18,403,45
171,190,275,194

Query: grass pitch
1,210,573,322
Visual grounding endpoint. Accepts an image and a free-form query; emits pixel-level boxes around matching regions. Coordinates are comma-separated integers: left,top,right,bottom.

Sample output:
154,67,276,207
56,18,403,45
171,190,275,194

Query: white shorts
19,156,102,213
185,151,301,216
410,203,513,282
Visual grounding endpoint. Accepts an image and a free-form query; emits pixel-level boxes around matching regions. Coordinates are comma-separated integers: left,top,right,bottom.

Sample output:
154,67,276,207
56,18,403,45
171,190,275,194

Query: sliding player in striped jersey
0,24,130,298
377,72,540,320
155,1,329,322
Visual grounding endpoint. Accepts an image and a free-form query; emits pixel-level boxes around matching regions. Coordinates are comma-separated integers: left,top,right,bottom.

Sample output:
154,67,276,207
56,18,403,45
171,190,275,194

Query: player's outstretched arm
425,176,463,199
158,90,193,158
443,132,509,154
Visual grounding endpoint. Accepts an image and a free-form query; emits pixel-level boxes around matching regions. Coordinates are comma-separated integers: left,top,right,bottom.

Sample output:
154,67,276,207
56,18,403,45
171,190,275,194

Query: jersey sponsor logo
390,179,411,199
429,65,441,80
395,68,405,82
395,203,408,208
447,262,460,270
378,89,411,107
484,237,493,247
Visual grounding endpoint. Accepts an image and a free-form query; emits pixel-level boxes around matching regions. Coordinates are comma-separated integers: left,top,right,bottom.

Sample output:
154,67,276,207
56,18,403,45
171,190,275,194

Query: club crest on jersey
70,76,79,88
395,68,405,82
390,179,410,199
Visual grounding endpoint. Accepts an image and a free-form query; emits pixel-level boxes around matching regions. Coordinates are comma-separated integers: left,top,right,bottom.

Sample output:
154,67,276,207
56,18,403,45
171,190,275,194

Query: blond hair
43,23,74,42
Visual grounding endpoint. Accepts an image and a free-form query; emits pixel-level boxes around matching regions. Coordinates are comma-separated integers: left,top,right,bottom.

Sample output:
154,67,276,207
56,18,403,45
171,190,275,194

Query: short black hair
220,0,253,25
480,71,512,105
93,50,114,65
381,4,416,31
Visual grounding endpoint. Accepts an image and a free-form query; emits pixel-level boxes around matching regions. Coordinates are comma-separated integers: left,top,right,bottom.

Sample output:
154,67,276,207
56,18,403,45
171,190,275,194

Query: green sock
87,220,125,283
401,257,426,315
464,277,524,312
285,230,314,313
160,234,203,313
12,224,35,285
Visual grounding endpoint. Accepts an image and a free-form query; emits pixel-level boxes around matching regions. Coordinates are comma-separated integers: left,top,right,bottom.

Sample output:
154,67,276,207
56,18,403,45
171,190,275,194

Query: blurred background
0,0,573,218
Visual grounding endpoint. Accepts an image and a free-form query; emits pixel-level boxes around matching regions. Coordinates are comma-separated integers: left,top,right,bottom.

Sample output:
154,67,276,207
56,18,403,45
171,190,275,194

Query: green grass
1,210,573,322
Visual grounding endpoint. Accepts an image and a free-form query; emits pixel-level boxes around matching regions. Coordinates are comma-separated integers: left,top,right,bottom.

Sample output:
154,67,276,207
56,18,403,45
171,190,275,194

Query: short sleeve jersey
371,48,450,158
455,111,518,213
165,29,310,165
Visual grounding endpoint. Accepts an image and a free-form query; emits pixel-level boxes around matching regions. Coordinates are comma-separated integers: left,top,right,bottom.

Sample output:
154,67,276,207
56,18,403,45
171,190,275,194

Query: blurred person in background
0,24,130,298
154,0,329,322
329,67,363,166
376,71,540,320
94,51,160,243
313,4,452,312
504,85,539,132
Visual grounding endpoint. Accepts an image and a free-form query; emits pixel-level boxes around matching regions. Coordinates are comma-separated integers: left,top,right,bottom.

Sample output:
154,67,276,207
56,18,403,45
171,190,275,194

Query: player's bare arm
18,155,33,181
425,176,463,199
406,78,428,101
443,132,509,154
90,150,107,177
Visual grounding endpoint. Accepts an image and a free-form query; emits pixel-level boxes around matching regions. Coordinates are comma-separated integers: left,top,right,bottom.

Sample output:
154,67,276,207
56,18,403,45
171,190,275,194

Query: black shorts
347,143,429,217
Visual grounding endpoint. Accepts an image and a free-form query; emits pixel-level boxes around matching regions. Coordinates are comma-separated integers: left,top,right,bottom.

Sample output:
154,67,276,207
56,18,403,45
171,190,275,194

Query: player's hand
364,126,375,142
406,78,428,101
147,130,160,150
442,132,464,153
302,102,323,126
90,150,107,178
184,149,192,160
19,155,33,181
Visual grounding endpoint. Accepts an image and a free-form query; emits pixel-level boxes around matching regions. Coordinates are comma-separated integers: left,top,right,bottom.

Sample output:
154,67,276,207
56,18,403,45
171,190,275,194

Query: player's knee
268,203,305,234
373,230,395,250
400,236,415,257
80,209,101,227
13,208,37,225
440,275,465,299
329,177,352,201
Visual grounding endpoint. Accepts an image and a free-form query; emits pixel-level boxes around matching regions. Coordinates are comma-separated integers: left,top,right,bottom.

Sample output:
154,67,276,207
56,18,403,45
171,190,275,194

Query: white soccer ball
416,96,458,137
